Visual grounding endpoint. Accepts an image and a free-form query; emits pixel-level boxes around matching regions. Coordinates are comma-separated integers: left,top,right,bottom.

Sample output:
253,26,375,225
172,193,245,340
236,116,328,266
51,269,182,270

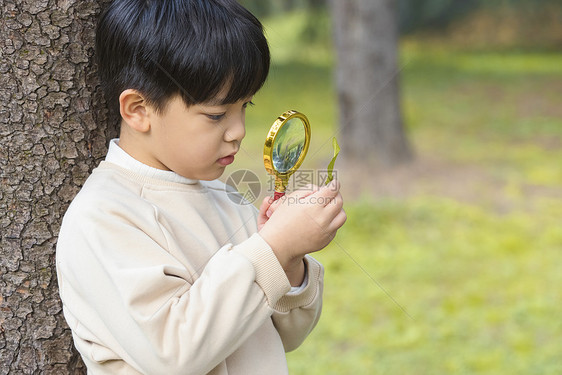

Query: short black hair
96,0,270,116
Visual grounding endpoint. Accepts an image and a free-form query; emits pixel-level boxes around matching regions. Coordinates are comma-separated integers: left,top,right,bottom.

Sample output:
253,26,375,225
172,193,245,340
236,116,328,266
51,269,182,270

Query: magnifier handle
273,191,285,201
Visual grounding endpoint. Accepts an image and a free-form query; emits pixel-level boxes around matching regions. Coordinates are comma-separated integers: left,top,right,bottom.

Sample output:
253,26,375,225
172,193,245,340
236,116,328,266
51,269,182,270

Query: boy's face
141,94,252,181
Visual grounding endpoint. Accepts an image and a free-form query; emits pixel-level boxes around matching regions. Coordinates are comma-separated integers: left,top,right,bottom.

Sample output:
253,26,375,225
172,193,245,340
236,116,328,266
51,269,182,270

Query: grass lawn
225,12,562,375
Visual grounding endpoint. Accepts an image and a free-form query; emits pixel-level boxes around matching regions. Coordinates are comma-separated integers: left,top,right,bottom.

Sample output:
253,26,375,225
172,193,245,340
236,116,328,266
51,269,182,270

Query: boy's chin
197,168,226,181
173,163,228,181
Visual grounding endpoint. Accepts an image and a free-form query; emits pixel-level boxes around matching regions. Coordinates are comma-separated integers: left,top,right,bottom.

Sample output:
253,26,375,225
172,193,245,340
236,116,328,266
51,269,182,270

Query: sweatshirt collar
105,138,198,185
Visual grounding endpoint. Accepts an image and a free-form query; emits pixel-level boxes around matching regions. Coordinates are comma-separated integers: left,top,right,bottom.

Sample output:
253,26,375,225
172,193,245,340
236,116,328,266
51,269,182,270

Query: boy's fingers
258,196,273,214
266,184,321,217
258,196,275,219
267,196,285,217
300,184,321,193
329,208,347,231
314,179,340,203
287,184,320,200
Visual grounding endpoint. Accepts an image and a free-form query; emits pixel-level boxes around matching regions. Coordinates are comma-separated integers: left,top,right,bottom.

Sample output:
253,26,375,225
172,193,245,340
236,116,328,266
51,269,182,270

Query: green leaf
326,137,340,185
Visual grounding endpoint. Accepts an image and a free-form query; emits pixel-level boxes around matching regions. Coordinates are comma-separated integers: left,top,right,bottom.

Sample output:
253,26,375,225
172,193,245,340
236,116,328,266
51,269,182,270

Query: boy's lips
217,153,235,166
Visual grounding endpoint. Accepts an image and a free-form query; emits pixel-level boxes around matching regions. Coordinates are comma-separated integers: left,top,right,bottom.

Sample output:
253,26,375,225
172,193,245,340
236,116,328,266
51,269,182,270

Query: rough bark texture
0,1,115,373
331,0,413,167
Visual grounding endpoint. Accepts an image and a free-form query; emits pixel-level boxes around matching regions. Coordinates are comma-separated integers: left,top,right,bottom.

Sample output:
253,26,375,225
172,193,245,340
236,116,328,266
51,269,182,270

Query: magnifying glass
264,110,311,201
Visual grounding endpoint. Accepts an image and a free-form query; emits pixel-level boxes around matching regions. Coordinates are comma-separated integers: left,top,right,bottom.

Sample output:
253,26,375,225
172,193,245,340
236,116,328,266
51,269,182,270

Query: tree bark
331,0,413,167
0,1,115,373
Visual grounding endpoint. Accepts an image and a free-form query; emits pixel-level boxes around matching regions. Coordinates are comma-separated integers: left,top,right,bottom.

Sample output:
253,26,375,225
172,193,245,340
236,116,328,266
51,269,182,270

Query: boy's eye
243,101,255,109
206,113,226,121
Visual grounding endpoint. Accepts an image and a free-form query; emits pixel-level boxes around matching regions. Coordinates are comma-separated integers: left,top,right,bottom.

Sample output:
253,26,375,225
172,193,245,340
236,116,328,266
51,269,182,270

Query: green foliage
289,196,562,374
401,42,562,187
239,0,327,17
399,0,480,33
235,12,562,374
398,0,562,33
263,10,333,65
240,0,562,45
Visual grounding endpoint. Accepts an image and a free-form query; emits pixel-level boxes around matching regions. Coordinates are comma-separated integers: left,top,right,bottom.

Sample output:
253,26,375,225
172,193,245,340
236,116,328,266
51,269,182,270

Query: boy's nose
224,117,246,143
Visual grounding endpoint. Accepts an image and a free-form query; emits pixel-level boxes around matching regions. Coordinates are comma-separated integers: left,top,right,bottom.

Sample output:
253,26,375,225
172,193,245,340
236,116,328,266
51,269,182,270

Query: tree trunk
331,0,413,167
0,1,115,373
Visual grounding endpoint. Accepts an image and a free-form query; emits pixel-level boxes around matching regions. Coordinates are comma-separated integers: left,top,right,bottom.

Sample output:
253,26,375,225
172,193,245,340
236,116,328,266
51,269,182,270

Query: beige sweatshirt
56,147,323,375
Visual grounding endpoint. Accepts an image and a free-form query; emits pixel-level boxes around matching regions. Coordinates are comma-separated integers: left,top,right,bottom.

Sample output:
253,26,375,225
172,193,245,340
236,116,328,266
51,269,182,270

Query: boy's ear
119,89,150,133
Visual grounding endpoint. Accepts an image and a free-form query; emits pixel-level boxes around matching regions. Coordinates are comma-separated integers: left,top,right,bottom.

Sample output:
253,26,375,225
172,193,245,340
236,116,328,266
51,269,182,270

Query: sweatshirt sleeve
239,203,325,352
56,199,291,375
270,255,324,352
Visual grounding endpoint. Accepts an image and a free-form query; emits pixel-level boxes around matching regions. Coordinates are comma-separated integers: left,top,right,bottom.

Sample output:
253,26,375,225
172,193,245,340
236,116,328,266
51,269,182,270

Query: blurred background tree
331,0,413,167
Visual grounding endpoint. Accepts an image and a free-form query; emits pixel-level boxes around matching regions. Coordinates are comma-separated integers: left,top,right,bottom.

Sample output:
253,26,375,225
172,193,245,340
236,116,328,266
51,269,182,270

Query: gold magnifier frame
264,110,311,201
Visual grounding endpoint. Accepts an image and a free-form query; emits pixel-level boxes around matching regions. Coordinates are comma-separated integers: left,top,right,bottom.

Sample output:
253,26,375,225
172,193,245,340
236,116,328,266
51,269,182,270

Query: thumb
313,179,340,202
287,184,320,200
267,185,318,217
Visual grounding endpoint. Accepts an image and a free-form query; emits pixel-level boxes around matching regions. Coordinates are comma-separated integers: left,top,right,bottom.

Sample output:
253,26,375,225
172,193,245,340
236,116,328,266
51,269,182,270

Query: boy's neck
107,138,198,185
118,125,167,171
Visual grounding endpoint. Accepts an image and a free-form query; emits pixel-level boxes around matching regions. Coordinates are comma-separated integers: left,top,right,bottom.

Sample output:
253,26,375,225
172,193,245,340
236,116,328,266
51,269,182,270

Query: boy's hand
256,196,275,232
259,180,346,280
257,184,319,231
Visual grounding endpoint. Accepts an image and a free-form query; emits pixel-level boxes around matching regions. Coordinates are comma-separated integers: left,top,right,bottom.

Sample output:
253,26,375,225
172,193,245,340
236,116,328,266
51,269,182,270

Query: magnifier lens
263,110,311,201
272,118,307,173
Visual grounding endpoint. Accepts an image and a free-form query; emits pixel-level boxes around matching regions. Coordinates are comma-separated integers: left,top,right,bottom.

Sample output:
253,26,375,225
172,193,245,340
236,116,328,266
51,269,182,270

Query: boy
56,0,346,374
